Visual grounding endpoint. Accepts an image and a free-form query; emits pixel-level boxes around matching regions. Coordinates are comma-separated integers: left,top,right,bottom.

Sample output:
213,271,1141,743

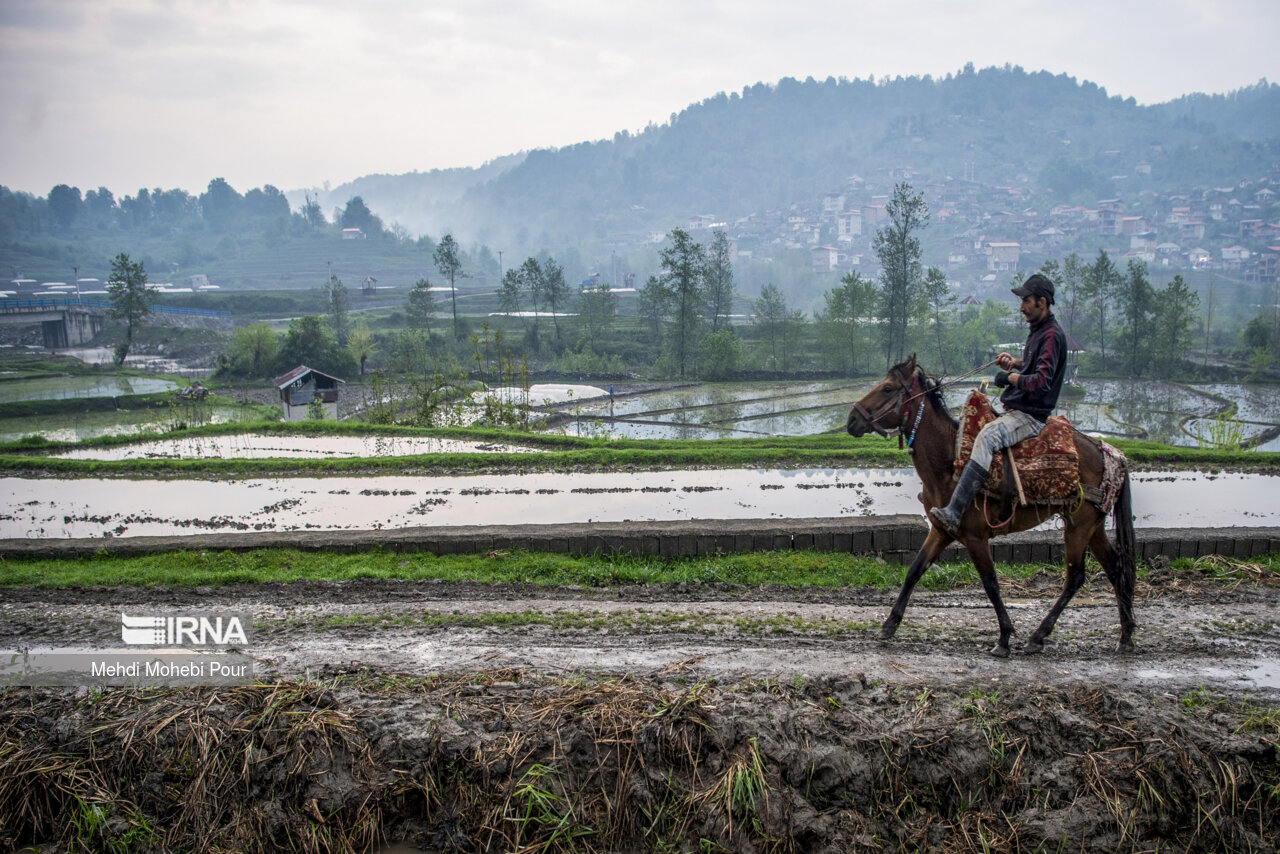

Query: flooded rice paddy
3,467,1277,539
543,378,1280,449
0,373,178,404
49,434,541,461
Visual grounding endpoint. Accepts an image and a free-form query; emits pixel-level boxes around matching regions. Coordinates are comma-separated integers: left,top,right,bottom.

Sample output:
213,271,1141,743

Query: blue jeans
969,410,1044,470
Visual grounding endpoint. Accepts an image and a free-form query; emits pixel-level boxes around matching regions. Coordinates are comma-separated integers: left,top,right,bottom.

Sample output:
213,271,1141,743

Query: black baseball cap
1012,273,1054,304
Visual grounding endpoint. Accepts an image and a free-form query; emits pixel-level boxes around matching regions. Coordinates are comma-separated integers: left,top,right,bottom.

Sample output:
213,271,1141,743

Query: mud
2,571,1279,852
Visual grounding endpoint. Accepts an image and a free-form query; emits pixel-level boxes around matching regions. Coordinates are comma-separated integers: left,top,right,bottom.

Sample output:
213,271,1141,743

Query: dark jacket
1001,312,1066,421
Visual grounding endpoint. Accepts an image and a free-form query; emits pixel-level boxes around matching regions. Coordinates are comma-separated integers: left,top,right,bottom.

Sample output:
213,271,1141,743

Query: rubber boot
928,461,989,538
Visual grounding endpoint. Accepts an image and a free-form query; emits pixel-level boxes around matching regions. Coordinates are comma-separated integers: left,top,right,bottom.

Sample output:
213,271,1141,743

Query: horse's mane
889,358,959,428
919,370,960,428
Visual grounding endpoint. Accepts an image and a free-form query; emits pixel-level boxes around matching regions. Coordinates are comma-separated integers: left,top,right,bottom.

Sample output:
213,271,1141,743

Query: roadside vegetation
2,546,1275,591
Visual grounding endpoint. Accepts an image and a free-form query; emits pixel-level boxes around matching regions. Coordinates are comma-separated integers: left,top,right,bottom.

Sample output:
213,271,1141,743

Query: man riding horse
929,273,1067,538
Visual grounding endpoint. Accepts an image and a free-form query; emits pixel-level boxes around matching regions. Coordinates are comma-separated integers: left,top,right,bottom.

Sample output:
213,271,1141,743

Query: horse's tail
1113,468,1137,605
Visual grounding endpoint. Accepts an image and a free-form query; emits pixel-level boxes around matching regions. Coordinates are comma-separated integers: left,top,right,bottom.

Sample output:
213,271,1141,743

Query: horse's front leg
882,527,952,640
965,539,1015,657
1026,522,1089,654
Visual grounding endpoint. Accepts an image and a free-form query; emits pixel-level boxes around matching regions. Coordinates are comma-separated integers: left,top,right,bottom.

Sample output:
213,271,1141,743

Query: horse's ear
907,353,917,372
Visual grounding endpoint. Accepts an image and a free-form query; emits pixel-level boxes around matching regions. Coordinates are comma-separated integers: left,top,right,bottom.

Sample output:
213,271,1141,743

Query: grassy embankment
1,543,1275,592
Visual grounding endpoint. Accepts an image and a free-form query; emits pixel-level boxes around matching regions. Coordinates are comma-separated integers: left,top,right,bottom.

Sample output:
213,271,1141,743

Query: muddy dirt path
5,573,1278,700
4,574,1279,853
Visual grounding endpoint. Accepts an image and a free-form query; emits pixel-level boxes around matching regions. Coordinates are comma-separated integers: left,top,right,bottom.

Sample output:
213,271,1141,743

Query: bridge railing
0,297,230,319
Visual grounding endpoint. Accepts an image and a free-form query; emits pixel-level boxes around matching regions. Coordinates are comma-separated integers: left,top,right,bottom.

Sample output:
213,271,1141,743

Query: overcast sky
1,0,1276,201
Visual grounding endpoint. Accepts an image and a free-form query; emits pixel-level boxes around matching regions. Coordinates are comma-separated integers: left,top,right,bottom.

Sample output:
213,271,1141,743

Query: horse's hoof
1024,638,1043,655
880,622,899,641
1117,639,1136,655
989,643,1010,659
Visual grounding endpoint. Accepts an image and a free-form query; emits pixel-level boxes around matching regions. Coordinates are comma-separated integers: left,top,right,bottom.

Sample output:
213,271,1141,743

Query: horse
846,356,1136,657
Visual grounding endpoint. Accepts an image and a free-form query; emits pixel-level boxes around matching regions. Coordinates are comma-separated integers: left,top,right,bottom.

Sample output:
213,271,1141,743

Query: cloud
1,0,1276,197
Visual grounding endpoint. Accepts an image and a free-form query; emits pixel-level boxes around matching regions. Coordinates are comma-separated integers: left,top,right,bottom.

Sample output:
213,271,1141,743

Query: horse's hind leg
965,539,1015,658
1025,523,1089,654
881,527,951,640
1090,525,1136,652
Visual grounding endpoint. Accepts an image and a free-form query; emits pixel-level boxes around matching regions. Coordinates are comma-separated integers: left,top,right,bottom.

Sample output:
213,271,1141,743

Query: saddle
954,390,1081,506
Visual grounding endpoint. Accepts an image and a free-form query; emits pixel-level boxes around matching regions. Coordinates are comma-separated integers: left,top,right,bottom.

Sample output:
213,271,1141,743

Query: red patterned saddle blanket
955,391,1081,504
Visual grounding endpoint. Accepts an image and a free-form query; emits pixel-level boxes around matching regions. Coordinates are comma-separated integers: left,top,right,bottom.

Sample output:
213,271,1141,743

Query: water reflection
548,379,1279,447
50,434,541,461
2,468,1275,540
0,375,177,404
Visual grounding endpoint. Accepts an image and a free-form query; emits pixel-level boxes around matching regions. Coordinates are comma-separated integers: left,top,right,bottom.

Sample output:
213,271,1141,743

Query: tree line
103,187,1271,387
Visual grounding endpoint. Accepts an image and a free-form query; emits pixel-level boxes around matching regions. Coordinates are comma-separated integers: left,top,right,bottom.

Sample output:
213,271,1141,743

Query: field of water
0,374,178,404
3,371,1277,449
545,379,1280,449
4,466,1277,539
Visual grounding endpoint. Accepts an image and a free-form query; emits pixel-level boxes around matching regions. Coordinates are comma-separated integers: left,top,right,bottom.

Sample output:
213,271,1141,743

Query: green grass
6,547,1276,591
0,546,1038,590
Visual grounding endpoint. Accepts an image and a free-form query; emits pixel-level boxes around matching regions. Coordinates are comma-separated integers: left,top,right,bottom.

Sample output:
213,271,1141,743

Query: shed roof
273,365,346,389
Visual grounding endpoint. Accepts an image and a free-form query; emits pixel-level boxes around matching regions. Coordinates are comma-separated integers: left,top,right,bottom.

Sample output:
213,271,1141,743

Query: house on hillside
274,366,345,421
986,242,1021,273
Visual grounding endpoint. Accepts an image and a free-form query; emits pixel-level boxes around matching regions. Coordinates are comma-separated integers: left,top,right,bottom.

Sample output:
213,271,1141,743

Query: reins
900,358,1001,408
856,358,1001,440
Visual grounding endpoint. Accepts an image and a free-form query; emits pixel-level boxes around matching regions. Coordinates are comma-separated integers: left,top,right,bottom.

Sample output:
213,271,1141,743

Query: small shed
273,365,345,421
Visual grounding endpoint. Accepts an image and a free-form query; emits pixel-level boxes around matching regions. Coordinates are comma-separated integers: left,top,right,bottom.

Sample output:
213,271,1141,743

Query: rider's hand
995,353,1014,370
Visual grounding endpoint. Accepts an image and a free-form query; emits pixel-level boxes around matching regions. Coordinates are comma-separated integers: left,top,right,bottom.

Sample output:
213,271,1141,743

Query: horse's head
847,355,919,437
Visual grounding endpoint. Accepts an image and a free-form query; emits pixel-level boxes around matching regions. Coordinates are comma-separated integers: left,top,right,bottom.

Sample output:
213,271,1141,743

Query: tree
656,228,706,378
300,192,326,228
637,275,669,344
817,271,877,375
280,315,356,377
498,268,523,316
751,284,805,370
433,234,464,340
224,321,279,378
956,300,1009,369
1152,274,1200,376
575,282,616,354
542,256,570,351
1056,253,1087,338
921,266,954,374
84,187,116,225
341,196,381,236
1117,260,1155,376
406,278,437,339
48,184,81,230
324,275,350,347
874,182,929,367
106,253,155,365
701,330,741,380
200,177,242,231
518,257,545,350
703,230,736,332
347,322,376,375
1082,250,1122,365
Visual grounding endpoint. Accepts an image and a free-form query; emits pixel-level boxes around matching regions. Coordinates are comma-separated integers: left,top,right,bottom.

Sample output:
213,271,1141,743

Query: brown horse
847,356,1136,657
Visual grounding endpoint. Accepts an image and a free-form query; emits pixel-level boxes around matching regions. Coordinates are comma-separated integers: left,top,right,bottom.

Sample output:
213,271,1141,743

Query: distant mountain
304,66,1279,261
287,152,526,239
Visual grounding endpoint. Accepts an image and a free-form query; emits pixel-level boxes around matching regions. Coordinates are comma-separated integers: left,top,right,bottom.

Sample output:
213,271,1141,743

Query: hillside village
674,166,1280,298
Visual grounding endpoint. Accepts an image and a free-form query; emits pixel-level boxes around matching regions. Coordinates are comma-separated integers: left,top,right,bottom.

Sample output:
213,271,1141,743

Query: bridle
850,364,929,442
851,358,1000,448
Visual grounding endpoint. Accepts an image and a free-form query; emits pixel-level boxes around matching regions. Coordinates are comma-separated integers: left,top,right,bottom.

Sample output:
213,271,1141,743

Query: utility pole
72,265,79,300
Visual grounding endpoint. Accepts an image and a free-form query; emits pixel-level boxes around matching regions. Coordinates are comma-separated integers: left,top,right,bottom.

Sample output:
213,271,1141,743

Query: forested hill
315,67,1277,255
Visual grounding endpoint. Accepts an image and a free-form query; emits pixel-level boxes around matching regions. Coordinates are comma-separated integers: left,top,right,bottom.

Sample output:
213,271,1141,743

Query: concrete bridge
0,297,231,348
